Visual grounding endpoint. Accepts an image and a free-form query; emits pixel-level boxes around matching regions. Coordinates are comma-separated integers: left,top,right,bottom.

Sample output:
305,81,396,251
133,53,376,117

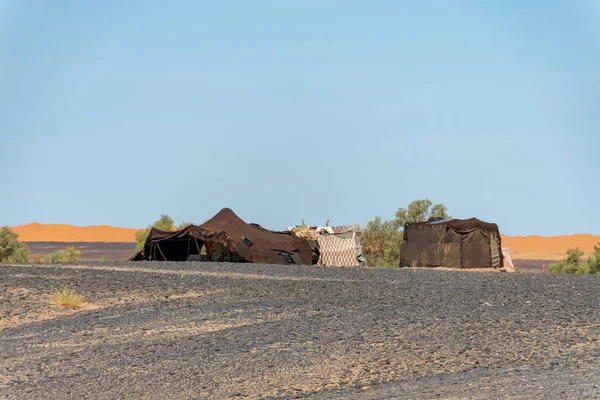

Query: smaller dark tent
399,218,503,269
132,208,316,265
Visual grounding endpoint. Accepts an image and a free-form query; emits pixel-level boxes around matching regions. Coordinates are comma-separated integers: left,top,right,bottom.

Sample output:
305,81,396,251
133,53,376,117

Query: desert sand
12,223,141,243
501,234,599,260
9,223,600,261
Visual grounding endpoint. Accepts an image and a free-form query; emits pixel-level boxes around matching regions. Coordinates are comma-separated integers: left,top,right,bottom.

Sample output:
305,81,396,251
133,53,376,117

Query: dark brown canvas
132,208,314,265
399,218,503,269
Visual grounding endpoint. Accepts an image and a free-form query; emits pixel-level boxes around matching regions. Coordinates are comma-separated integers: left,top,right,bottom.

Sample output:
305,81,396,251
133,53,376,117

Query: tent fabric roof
134,208,314,265
201,208,286,241
330,225,361,234
406,217,500,235
200,208,313,264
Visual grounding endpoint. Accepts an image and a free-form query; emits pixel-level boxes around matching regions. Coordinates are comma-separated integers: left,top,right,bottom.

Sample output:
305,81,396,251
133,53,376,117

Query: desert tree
362,199,450,267
586,243,600,274
549,247,586,274
549,243,600,275
0,226,30,263
135,214,175,251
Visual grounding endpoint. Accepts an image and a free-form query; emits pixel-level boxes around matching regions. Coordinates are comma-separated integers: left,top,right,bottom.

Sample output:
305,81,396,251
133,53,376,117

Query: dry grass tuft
50,287,83,309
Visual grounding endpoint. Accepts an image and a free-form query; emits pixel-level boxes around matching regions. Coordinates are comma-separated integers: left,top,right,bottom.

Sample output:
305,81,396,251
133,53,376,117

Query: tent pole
193,237,202,257
156,242,167,261
205,242,212,261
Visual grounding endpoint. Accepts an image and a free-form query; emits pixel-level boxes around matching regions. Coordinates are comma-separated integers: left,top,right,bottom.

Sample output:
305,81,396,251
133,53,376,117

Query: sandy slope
9,223,600,261
501,234,600,260
12,223,140,243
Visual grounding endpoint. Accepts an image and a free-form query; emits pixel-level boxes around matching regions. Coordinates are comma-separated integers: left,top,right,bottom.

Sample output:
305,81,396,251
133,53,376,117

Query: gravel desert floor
2,262,600,399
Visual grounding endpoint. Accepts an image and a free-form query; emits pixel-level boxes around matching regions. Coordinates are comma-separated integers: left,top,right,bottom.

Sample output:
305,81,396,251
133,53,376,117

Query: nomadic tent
399,218,504,269
132,208,316,265
289,224,366,267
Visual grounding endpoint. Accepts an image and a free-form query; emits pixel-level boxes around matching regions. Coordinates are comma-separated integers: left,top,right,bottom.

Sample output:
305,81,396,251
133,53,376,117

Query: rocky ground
1,262,600,399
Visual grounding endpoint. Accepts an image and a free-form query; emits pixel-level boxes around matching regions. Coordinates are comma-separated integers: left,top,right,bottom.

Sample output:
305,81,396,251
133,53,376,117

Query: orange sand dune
9,223,600,260
12,223,141,243
502,234,600,260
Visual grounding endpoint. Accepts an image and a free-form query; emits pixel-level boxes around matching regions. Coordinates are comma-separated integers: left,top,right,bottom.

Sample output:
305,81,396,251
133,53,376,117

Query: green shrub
63,246,81,262
362,200,450,267
0,226,30,263
587,243,600,274
45,246,81,263
100,255,108,262
549,245,600,275
45,251,65,263
136,214,175,251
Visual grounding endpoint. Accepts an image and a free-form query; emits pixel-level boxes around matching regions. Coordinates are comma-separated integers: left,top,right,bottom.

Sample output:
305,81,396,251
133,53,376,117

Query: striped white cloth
317,235,360,266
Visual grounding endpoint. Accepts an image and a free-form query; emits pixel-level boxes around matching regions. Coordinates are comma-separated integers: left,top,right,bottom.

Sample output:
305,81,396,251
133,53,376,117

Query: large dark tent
132,208,316,265
399,218,504,269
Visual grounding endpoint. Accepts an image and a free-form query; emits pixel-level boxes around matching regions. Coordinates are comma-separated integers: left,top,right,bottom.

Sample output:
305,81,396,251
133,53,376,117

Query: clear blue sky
1,1,599,236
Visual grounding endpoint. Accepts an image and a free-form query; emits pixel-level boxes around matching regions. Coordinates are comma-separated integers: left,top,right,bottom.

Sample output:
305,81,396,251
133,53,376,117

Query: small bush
100,255,108,262
549,245,600,275
45,251,64,263
587,243,600,275
50,287,83,309
44,246,81,263
62,246,81,262
0,226,30,262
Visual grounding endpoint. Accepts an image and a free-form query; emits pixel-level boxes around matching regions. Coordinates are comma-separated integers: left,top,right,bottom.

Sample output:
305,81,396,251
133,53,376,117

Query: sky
1,1,599,236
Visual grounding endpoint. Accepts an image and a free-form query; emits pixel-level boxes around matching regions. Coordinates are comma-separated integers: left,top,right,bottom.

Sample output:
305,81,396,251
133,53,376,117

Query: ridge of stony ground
1,262,600,399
